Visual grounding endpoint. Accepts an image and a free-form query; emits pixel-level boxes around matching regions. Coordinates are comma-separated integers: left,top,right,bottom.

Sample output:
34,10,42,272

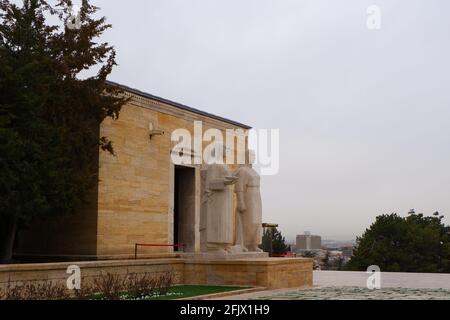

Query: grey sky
94,0,450,241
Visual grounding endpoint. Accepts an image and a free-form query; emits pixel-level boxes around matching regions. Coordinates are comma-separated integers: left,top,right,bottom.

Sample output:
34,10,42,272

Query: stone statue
234,154,263,252
202,163,237,253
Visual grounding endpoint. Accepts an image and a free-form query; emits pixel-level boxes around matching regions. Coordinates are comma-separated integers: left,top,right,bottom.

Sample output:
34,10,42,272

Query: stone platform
183,258,313,289
0,257,313,291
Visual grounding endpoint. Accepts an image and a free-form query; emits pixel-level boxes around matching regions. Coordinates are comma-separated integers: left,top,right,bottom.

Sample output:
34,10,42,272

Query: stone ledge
1,257,313,290
0,258,184,272
13,253,182,263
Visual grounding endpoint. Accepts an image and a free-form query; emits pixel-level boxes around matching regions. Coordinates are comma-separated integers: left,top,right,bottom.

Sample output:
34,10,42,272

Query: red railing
134,243,185,259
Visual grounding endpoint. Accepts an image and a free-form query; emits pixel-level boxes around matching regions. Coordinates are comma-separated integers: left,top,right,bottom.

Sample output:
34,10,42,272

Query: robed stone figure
201,163,236,253
234,164,263,252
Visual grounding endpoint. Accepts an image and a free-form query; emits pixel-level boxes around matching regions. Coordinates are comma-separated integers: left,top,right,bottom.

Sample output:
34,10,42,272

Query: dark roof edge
106,80,252,129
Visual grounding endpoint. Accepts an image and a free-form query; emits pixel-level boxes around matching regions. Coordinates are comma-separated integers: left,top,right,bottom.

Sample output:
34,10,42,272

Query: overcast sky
93,0,450,241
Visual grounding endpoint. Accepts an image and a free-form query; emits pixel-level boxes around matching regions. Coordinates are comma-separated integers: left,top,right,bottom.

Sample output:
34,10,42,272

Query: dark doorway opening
174,166,195,252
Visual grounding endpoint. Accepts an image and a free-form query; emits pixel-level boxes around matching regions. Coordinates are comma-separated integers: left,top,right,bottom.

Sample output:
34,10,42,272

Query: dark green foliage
346,212,450,273
0,0,127,262
261,227,289,256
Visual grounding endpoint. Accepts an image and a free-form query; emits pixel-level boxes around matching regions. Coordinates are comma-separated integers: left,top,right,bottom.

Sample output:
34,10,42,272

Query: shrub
0,270,176,300
1,278,66,300
155,271,176,295
123,272,157,299
92,272,125,300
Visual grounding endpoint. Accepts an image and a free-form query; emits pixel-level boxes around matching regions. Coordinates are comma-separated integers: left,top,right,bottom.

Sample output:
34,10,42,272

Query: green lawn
147,285,249,300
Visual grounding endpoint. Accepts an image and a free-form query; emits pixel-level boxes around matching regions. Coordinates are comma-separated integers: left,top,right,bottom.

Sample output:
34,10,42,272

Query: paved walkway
210,271,450,300
314,270,450,289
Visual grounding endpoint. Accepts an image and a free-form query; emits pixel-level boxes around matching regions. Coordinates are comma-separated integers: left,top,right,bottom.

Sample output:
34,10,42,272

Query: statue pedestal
181,251,268,261
183,257,313,289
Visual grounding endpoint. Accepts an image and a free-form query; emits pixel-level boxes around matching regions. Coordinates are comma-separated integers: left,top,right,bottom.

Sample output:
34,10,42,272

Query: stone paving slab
251,286,450,300
210,271,450,300
212,286,450,300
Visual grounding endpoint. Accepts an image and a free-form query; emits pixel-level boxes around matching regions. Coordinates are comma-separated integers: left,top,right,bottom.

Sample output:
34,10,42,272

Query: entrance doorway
173,166,196,252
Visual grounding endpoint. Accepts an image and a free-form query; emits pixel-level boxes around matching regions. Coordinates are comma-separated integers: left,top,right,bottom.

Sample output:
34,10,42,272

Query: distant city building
296,231,322,251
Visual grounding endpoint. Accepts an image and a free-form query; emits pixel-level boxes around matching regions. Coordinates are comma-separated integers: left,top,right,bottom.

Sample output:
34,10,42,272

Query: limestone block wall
97,102,169,256
96,94,247,257
0,259,185,291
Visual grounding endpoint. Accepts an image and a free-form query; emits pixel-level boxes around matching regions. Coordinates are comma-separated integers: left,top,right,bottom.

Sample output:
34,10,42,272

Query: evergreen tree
346,212,450,273
261,227,289,256
0,0,127,262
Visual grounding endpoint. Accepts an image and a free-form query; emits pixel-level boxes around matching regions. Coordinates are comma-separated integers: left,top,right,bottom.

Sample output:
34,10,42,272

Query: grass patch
147,285,249,300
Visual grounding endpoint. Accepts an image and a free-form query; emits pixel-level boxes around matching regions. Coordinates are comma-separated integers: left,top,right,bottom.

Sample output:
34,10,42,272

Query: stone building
16,82,251,260
6,82,314,290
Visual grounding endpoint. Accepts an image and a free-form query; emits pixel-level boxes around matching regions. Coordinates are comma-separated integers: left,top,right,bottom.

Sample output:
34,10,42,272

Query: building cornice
106,81,252,130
